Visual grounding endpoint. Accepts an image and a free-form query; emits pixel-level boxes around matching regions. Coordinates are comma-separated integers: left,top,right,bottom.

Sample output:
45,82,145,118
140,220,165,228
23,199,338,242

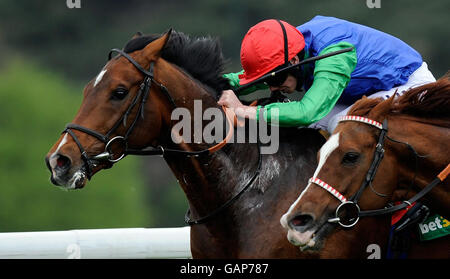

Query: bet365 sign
418,214,450,241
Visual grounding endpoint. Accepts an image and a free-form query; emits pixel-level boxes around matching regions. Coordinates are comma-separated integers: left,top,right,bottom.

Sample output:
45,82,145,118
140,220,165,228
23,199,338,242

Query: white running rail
0,227,191,259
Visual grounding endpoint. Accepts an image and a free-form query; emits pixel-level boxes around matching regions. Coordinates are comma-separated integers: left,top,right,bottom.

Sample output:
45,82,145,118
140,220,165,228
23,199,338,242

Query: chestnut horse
281,76,450,258
45,30,325,258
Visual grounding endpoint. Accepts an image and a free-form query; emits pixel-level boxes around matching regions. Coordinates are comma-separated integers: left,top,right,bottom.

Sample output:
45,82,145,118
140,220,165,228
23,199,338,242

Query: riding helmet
238,19,305,85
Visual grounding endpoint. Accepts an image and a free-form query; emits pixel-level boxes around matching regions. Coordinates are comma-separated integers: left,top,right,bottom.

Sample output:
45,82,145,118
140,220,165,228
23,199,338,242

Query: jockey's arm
261,42,357,127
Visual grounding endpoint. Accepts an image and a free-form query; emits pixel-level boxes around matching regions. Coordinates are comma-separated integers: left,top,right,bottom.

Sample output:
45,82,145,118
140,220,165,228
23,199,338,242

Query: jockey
218,16,436,133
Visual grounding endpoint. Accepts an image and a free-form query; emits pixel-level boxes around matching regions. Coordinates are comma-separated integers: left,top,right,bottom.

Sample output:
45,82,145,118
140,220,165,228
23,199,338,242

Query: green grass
0,59,153,232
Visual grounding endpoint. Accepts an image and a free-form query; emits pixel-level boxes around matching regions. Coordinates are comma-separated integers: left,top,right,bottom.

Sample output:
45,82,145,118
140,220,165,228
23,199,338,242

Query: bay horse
45,30,325,258
281,75,450,258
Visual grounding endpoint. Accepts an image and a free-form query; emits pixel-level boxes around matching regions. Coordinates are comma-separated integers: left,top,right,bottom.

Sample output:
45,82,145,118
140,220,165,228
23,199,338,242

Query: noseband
309,115,449,228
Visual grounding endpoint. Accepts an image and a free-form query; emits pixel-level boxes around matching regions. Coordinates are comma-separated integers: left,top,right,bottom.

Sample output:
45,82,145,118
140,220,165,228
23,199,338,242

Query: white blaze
94,69,107,87
281,132,340,228
56,133,68,153
49,133,69,171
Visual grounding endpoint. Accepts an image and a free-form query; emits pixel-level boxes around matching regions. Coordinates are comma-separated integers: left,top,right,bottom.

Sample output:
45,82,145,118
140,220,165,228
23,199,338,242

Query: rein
185,141,262,225
63,47,262,225
310,115,450,228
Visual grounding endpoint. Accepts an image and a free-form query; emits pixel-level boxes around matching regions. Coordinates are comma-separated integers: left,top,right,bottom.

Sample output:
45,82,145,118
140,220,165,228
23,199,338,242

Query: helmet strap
293,67,304,92
275,19,289,66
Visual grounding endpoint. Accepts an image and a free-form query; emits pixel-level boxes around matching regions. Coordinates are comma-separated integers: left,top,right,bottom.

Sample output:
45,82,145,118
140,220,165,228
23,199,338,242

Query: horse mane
347,73,450,127
393,73,450,119
123,30,231,99
347,96,384,117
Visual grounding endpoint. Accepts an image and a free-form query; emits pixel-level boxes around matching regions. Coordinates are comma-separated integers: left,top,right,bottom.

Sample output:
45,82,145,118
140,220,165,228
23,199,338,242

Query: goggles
265,71,289,87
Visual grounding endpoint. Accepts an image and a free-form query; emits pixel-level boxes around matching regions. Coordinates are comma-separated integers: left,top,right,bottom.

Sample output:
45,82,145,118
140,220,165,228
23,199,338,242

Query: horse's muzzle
45,153,88,189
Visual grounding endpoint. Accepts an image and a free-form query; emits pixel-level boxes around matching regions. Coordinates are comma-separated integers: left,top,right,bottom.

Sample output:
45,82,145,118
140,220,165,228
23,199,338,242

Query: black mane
123,31,231,99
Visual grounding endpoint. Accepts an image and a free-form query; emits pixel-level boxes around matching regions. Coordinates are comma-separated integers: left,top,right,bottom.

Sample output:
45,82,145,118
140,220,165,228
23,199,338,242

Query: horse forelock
122,30,231,99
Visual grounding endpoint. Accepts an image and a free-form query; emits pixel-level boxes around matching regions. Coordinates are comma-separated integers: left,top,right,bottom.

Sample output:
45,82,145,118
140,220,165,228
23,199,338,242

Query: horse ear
131,31,143,40
142,28,173,59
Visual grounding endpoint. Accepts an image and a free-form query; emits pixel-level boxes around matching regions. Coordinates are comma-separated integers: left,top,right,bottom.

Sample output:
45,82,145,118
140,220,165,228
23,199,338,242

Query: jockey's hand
218,90,243,110
218,90,257,121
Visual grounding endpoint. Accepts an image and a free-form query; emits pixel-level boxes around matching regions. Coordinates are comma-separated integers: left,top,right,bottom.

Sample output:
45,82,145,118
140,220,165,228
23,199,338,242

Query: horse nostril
289,214,314,231
54,154,71,171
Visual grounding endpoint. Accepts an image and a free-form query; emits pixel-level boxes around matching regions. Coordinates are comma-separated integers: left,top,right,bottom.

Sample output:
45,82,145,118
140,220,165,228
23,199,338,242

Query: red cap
239,19,305,85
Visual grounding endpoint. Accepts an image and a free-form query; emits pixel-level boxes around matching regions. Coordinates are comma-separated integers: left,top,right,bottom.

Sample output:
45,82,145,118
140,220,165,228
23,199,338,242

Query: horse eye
111,88,128,100
342,152,360,165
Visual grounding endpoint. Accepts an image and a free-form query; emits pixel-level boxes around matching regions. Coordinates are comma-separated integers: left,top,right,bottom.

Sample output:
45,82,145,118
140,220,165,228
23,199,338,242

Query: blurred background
0,0,448,232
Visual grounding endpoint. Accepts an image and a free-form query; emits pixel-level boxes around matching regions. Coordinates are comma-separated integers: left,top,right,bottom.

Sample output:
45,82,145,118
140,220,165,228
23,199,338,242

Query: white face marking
56,133,68,153
311,132,340,179
280,133,340,229
49,133,69,171
94,69,107,87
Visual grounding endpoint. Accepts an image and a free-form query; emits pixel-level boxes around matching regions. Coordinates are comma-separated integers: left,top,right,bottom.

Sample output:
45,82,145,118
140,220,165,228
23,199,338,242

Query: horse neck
154,58,219,114
152,58,261,219
165,143,259,219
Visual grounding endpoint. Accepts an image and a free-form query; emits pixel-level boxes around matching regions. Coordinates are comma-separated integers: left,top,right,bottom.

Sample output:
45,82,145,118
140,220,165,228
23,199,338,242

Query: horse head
282,77,450,255
280,96,400,251
45,30,175,189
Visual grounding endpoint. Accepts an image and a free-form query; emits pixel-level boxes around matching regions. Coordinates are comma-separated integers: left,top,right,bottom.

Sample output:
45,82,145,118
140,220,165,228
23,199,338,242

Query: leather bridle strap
108,48,154,77
309,177,348,203
184,140,263,225
109,48,176,108
359,164,450,217
65,128,95,179
351,119,388,203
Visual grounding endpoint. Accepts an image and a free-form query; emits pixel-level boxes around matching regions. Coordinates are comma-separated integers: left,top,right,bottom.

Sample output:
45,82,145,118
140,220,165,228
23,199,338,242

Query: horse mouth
50,166,88,190
287,221,334,251
67,169,88,189
48,154,114,190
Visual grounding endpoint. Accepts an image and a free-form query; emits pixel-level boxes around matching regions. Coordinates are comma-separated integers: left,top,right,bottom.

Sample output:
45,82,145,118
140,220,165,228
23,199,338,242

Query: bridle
62,47,262,225
63,48,168,179
309,115,450,228
63,48,235,179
